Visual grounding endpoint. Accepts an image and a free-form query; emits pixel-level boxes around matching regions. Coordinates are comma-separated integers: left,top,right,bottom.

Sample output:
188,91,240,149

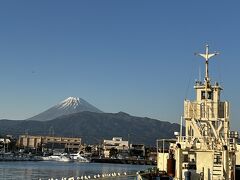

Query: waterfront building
0,138,11,144
103,137,128,158
129,144,145,158
18,135,81,152
0,137,12,153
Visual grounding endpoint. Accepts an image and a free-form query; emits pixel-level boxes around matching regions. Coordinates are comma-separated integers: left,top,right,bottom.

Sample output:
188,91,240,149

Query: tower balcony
184,100,229,120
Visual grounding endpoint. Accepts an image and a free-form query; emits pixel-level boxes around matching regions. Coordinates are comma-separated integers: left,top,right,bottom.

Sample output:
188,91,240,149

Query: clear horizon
0,1,240,131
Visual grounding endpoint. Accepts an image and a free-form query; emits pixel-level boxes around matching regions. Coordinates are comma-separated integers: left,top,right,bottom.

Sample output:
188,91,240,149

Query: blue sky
0,1,240,130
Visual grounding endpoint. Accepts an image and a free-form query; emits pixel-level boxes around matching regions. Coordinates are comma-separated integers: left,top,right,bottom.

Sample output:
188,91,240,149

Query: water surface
0,161,153,180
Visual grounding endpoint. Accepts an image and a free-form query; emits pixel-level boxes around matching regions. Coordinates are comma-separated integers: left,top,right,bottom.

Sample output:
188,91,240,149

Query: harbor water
0,161,153,180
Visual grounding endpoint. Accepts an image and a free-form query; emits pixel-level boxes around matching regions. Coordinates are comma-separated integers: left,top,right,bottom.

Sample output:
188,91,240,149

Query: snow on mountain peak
58,97,82,109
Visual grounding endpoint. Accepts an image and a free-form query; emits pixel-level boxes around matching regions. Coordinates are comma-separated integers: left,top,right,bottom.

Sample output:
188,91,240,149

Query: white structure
0,138,11,144
0,137,12,153
103,137,128,158
236,145,240,166
157,45,238,180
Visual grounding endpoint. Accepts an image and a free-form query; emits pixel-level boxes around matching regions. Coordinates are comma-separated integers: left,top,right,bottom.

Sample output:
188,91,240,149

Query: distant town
0,134,157,165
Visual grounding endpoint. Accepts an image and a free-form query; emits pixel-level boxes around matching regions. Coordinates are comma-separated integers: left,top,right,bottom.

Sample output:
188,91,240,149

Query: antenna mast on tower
195,45,219,85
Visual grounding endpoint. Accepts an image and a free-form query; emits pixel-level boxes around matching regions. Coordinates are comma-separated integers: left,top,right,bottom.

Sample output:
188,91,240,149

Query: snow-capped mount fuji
27,97,103,121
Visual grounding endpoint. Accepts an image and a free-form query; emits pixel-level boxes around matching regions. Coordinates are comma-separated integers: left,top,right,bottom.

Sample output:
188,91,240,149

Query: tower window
201,91,213,100
201,91,205,99
208,92,213,99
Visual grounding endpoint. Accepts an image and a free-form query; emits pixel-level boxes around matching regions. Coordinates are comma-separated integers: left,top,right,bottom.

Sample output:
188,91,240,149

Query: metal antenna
195,44,219,83
198,66,201,82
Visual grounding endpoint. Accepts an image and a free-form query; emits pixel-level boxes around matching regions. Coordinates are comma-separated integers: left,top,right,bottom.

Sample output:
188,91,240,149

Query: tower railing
184,100,229,120
177,136,236,151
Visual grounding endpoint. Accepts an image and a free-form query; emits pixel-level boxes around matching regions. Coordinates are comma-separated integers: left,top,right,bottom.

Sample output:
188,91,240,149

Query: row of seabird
39,172,128,180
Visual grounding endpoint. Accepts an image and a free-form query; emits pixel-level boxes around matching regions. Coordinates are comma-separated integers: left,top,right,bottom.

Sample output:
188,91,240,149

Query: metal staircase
212,151,223,179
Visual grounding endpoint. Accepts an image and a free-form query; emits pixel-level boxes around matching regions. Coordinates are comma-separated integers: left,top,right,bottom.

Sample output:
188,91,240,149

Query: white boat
42,154,73,162
70,152,89,162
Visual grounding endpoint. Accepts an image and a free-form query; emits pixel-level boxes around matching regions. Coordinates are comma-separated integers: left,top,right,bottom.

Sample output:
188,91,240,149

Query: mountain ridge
0,111,180,145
